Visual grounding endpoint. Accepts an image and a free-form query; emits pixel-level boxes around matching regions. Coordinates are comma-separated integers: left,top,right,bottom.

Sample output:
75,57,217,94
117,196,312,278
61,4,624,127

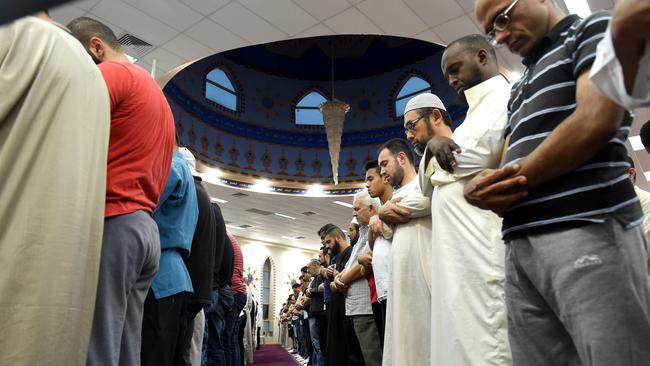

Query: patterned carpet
249,345,299,366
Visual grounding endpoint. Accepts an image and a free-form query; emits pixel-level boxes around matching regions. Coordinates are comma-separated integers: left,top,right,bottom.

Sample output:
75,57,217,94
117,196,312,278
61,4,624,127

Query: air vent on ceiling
302,211,316,216
232,192,249,198
117,32,154,59
246,208,273,216
239,224,253,229
295,236,305,239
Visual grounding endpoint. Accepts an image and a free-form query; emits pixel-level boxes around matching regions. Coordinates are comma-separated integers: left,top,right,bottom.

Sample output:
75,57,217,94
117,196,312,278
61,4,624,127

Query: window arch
394,75,431,117
205,67,237,111
295,91,327,125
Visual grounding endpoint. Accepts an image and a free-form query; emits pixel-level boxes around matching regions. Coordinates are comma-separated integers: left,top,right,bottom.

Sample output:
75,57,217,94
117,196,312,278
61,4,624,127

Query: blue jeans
225,292,247,366
202,286,233,366
309,317,325,366
291,318,303,355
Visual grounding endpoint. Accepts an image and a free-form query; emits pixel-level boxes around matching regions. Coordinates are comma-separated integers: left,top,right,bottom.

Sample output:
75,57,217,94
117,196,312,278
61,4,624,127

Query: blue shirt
152,151,199,299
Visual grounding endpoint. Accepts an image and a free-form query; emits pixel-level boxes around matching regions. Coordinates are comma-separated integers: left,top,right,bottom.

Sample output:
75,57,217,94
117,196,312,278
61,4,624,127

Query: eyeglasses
404,113,428,133
487,0,519,46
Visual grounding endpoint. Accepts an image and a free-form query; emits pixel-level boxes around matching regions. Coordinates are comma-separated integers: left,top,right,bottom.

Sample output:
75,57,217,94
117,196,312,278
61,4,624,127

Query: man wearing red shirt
68,17,175,366
225,232,248,366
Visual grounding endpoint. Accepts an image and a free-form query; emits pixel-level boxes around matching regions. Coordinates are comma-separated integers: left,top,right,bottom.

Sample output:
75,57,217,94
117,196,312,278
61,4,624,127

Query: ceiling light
251,179,271,193
281,236,297,240
333,200,353,208
226,224,245,230
629,135,645,151
210,197,228,204
306,184,324,197
644,171,650,182
126,54,138,63
275,213,296,220
563,0,591,18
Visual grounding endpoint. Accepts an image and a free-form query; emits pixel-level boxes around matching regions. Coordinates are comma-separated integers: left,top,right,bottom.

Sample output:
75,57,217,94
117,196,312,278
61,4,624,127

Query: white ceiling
204,181,354,251
49,0,617,247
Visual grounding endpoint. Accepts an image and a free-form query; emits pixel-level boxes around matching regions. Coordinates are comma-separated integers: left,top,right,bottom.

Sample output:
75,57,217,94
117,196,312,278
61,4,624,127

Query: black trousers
141,290,190,366
372,301,386,349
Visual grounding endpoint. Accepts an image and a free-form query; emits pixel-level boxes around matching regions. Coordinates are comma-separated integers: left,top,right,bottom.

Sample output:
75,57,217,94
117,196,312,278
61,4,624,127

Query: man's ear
431,108,444,126
88,36,105,59
477,49,488,66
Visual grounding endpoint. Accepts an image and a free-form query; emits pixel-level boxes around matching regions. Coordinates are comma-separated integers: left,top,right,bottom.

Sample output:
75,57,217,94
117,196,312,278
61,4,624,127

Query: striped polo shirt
502,12,642,238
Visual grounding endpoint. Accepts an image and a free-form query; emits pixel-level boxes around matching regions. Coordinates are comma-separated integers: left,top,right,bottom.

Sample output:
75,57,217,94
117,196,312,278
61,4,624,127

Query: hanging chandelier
319,44,349,185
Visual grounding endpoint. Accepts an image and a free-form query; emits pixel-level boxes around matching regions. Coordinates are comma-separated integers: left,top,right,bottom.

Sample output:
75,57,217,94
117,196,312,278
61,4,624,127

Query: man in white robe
375,139,431,366
0,14,110,366
407,34,512,366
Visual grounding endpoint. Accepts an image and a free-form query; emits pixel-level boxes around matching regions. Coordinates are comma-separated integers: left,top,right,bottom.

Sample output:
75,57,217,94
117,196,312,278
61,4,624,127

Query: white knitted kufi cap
404,92,447,115
178,147,198,176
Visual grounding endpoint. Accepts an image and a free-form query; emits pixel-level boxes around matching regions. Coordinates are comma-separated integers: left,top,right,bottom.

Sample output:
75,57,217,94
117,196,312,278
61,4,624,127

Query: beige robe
421,76,512,366
382,178,432,366
0,17,110,365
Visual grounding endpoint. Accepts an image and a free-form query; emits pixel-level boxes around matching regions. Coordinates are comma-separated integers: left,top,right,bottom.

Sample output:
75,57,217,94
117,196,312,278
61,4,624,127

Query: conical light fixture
319,44,349,185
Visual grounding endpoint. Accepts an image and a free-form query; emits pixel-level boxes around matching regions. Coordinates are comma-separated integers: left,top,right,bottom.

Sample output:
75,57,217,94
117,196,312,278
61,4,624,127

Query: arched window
261,258,272,335
295,91,327,125
205,68,237,111
394,76,431,117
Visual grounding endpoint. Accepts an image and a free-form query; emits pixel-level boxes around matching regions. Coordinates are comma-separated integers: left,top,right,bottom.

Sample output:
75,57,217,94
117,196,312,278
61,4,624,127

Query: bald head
475,0,565,57
442,34,500,98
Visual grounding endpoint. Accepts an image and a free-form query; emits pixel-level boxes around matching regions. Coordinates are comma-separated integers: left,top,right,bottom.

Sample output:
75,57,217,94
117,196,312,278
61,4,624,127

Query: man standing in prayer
179,146,217,366
202,203,232,366
142,145,199,365
323,225,363,366
68,17,176,366
0,13,110,366
335,191,383,366
305,259,326,366
468,0,650,364
375,139,431,366
225,232,247,366
410,34,513,365
360,160,394,344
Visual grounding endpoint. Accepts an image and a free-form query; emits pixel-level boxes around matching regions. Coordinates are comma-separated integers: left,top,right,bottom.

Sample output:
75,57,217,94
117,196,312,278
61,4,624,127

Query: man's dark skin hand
427,136,461,173
463,164,528,216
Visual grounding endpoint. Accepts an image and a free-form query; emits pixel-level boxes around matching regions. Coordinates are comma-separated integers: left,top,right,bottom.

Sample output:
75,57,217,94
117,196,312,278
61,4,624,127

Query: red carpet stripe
249,345,300,366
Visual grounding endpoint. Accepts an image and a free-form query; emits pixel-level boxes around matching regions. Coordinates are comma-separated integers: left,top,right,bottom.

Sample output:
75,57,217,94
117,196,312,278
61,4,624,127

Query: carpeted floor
249,345,299,366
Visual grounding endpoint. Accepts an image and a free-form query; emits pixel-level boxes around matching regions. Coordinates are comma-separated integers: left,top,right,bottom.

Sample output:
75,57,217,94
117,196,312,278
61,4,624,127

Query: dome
164,34,467,195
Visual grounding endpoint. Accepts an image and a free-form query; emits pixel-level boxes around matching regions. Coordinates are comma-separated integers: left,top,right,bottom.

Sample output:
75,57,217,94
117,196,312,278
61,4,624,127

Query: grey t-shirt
344,226,373,316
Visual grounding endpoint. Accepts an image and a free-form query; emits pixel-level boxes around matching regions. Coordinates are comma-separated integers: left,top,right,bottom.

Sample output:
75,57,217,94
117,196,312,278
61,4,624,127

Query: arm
396,185,431,218
465,70,623,214
610,0,650,93
516,69,624,189
339,262,367,284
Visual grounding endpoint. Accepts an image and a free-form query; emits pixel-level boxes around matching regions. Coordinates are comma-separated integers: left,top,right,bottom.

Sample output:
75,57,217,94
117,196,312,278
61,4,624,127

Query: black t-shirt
183,177,216,307
213,203,234,288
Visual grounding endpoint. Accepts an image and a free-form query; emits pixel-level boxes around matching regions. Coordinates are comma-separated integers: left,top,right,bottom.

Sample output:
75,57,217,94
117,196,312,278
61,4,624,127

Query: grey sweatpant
352,314,383,366
506,219,650,366
86,210,161,366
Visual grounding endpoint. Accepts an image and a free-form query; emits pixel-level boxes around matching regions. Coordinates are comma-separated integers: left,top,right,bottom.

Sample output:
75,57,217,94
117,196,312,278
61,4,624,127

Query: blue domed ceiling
164,34,467,191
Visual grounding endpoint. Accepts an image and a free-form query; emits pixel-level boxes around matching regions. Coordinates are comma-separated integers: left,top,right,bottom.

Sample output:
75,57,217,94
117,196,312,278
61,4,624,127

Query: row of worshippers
279,0,650,365
0,12,264,366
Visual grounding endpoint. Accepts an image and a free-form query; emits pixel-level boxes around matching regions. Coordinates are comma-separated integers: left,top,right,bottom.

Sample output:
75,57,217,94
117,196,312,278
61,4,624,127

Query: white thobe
382,178,432,366
0,17,110,365
590,28,650,110
420,76,513,366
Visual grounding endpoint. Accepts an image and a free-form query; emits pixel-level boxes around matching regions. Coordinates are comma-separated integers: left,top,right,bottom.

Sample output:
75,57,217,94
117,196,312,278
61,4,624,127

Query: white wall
235,236,319,342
